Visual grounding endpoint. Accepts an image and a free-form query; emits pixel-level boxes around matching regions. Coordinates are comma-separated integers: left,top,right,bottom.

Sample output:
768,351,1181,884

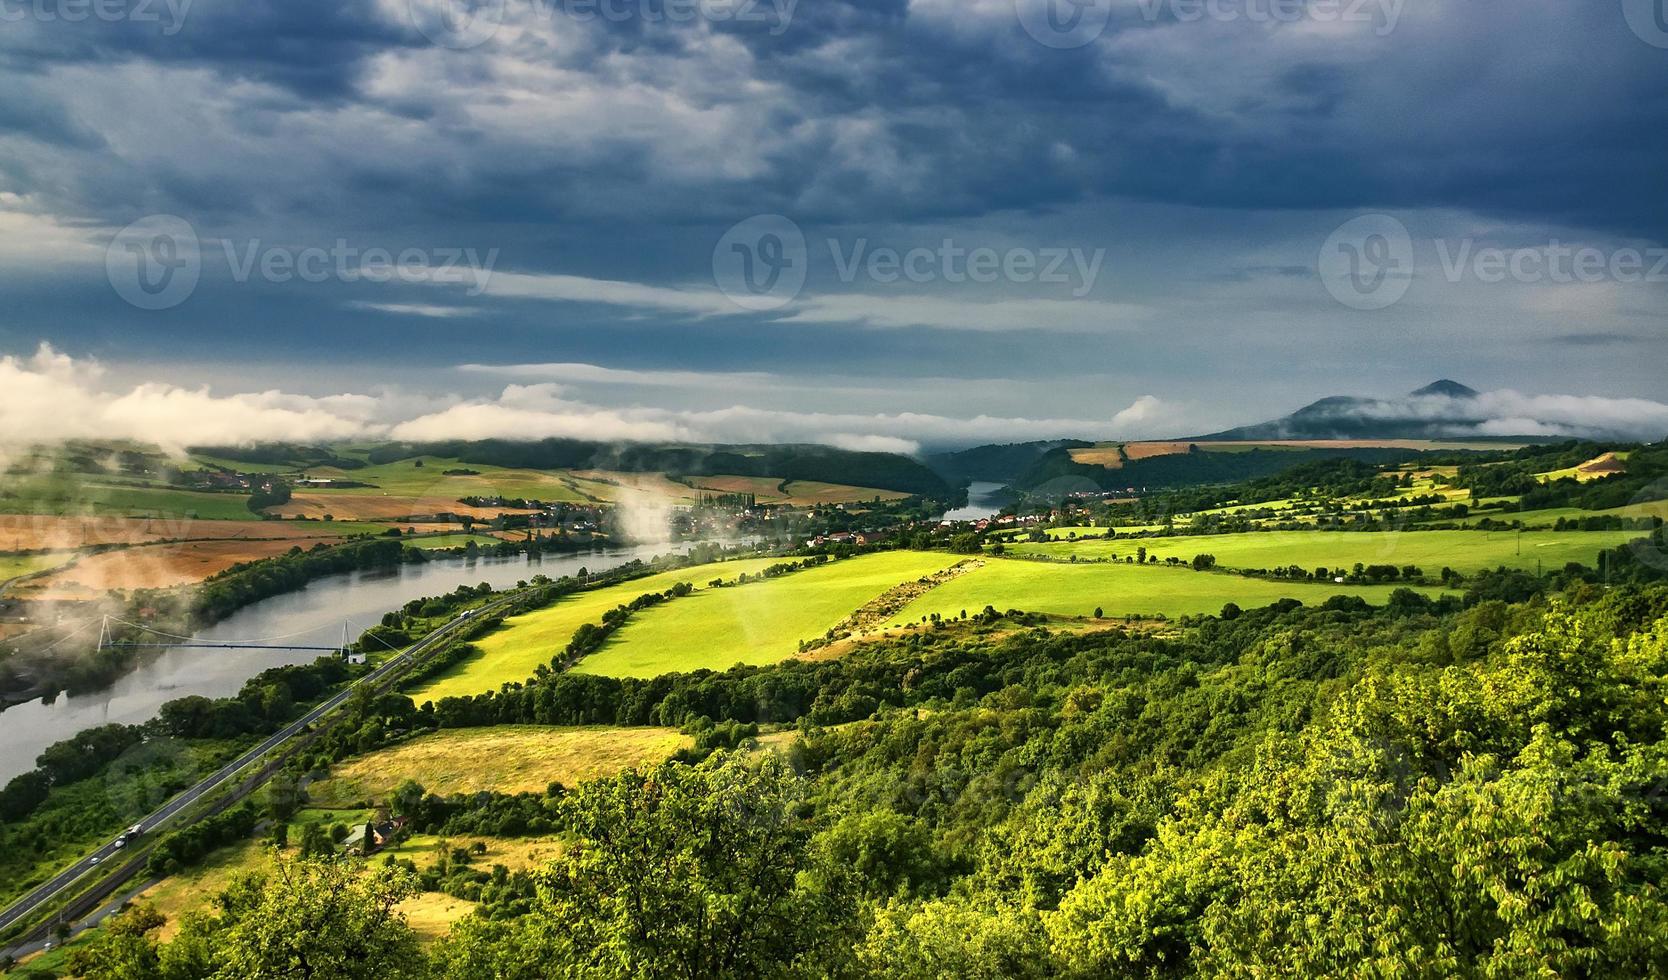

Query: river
0,543,691,783
940,481,1008,521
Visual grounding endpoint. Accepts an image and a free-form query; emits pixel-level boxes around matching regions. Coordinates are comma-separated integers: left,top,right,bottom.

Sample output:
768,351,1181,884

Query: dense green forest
64,575,1668,977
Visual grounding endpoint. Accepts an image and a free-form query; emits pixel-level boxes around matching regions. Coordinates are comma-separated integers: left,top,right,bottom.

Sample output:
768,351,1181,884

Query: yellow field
306,725,690,803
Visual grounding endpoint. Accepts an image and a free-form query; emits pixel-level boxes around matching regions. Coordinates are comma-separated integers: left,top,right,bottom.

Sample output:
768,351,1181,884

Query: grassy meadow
574,550,963,678
408,556,794,701
0,476,257,519
891,558,1455,623
1002,527,1641,574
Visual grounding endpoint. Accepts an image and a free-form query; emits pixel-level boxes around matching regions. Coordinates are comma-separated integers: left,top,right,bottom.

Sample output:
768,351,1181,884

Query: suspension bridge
94,616,357,656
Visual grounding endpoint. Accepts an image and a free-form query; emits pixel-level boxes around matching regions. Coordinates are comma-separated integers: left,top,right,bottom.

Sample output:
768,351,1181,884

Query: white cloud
0,348,1124,453
823,433,922,455
346,301,480,318
1108,395,1172,438
461,269,1149,333
778,293,1148,332
8,349,1661,461
0,345,372,453
457,361,776,389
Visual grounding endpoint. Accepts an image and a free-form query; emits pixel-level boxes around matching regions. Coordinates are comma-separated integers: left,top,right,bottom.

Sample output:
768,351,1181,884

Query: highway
0,597,510,940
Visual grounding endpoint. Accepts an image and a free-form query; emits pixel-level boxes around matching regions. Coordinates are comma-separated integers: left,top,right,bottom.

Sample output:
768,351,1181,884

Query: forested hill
1012,443,1421,493
927,439,1093,483
359,439,954,498
70,580,1668,977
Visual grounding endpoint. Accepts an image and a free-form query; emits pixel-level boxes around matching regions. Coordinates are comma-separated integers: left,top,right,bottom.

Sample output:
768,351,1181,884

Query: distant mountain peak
1409,380,1480,399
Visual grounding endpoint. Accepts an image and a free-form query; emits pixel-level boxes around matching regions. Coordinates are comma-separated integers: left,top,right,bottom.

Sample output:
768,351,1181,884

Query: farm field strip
1001,528,1641,574
11,537,349,598
892,558,1455,624
0,479,259,520
574,551,964,678
306,725,690,804
408,556,793,701
0,514,386,550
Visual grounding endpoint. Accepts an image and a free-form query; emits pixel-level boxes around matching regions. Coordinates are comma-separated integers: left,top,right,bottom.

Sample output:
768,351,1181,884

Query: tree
434,753,859,980
201,858,425,980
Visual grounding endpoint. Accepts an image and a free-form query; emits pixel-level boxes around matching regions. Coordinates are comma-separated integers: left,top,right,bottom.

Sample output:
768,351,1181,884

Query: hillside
356,439,953,499
927,440,1093,484
1198,380,1548,441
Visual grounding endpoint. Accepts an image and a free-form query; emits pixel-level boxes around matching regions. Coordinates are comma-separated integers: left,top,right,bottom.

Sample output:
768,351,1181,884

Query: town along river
0,544,692,783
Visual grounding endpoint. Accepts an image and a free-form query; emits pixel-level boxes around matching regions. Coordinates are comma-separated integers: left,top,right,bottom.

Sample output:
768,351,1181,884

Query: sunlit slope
408,556,789,701
893,558,1454,623
1003,528,1641,574
574,551,963,678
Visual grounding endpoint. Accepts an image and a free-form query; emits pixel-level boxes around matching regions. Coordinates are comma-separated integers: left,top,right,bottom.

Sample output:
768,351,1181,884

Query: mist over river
0,544,693,783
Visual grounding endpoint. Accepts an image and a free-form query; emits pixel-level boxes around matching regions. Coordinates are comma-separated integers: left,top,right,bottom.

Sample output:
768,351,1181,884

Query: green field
892,558,1454,623
574,551,963,678
300,457,596,503
1003,528,1641,574
1478,500,1668,527
0,551,75,584
0,476,256,519
407,533,509,551
408,556,794,701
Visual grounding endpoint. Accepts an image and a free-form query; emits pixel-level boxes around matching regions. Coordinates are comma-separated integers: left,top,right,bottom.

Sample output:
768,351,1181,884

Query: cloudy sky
1,0,1666,450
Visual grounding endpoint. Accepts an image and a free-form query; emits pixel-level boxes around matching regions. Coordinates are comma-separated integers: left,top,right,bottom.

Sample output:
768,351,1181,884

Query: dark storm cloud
5,0,1664,239
0,0,1664,438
